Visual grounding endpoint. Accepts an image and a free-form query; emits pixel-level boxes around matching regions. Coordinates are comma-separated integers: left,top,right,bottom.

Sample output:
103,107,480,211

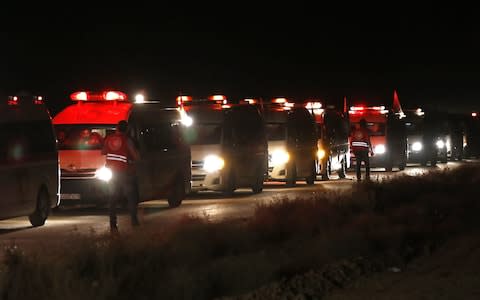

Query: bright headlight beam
271,150,290,166
374,144,386,154
412,142,423,152
436,140,445,149
96,167,113,182
203,155,224,173
317,149,326,160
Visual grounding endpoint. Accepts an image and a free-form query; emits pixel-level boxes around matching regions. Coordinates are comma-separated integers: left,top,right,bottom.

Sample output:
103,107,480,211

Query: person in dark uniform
350,119,372,181
102,120,140,232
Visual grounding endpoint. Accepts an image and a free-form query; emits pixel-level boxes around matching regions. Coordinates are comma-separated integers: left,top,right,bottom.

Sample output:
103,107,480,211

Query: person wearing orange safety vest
102,120,140,232
350,118,373,181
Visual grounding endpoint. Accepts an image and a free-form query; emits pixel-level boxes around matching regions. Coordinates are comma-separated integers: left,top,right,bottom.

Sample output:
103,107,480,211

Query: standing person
102,120,140,232
350,118,372,181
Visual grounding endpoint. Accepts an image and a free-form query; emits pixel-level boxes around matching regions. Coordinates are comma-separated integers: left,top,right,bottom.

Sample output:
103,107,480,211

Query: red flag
393,90,403,114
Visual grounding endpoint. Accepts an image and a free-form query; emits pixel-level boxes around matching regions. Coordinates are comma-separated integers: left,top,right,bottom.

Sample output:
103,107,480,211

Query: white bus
0,95,59,226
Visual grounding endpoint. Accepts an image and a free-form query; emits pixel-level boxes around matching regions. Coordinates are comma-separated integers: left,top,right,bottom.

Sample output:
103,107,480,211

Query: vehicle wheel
29,188,50,227
399,159,406,171
321,160,330,181
223,170,236,197
338,157,347,179
305,162,316,185
251,167,264,194
286,162,297,187
168,175,185,207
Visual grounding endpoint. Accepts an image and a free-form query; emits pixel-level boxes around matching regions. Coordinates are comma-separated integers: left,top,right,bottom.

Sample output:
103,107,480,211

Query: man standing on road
350,118,373,181
102,120,140,232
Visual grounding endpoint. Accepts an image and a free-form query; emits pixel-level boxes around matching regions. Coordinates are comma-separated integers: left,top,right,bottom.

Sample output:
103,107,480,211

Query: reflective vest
350,127,370,152
103,132,134,173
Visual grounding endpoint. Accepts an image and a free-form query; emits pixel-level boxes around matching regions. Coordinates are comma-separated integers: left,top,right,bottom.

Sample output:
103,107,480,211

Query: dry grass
2,165,480,300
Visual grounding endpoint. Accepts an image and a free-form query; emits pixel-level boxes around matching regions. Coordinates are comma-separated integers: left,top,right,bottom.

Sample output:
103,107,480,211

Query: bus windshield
184,123,222,145
55,125,115,150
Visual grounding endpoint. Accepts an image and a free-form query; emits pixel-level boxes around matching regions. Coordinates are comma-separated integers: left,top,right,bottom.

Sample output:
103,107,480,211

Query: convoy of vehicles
53,91,191,208
178,95,268,195
1,88,478,226
0,94,59,226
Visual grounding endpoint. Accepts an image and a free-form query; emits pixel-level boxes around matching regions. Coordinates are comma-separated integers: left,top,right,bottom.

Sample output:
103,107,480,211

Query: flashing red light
350,106,365,111
176,95,192,103
305,102,322,109
241,98,258,104
208,94,227,103
34,96,44,105
104,91,127,101
472,112,478,117
70,91,88,101
273,98,287,104
7,96,19,106
70,91,127,101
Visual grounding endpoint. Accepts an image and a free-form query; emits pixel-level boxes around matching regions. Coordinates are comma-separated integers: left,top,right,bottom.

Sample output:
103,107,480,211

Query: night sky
2,5,479,115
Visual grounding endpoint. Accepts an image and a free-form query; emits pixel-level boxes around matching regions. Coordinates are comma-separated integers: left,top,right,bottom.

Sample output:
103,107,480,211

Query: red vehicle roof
53,102,133,125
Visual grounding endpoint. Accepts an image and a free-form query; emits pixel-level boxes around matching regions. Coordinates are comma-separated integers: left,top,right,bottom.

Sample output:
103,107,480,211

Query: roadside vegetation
1,165,480,300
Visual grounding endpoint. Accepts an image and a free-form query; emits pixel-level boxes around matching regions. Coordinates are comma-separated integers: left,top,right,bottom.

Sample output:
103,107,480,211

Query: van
0,94,59,226
53,91,191,207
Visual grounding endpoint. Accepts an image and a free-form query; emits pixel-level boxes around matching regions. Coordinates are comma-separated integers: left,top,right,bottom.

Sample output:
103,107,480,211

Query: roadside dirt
324,232,480,300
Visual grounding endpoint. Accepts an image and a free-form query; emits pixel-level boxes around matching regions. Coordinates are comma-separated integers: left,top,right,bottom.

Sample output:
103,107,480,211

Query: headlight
317,149,326,160
436,140,445,149
203,155,224,173
412,142,423,152
374,144,386,154
96,167,113,182
271,150,290,166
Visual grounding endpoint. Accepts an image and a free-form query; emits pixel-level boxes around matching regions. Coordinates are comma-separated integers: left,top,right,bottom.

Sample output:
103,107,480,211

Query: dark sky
2,5,479,115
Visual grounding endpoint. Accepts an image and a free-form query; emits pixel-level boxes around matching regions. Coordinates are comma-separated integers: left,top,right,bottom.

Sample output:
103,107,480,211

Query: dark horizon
2,7,479,115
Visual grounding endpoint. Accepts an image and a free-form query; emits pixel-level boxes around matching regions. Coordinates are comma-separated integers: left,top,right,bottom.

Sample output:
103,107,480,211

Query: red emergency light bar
70,91,128,101
241,98,258,104
7,96,19,106
34,96,44,105
176,95,192,103
305,102,322,110
349,105,388,114
272,97,288,104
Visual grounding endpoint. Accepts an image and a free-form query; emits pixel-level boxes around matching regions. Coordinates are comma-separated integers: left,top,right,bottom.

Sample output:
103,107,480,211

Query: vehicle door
137,121,185,199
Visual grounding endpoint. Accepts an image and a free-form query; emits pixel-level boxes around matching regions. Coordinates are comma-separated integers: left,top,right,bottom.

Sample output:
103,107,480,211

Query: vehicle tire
168,175,185,208
223,170,236,197
29,188,50,227
399,159,406,171
251,168,264,194
286,162,297,187
321,159,330,181
305,162,316,185
338,157,347,179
